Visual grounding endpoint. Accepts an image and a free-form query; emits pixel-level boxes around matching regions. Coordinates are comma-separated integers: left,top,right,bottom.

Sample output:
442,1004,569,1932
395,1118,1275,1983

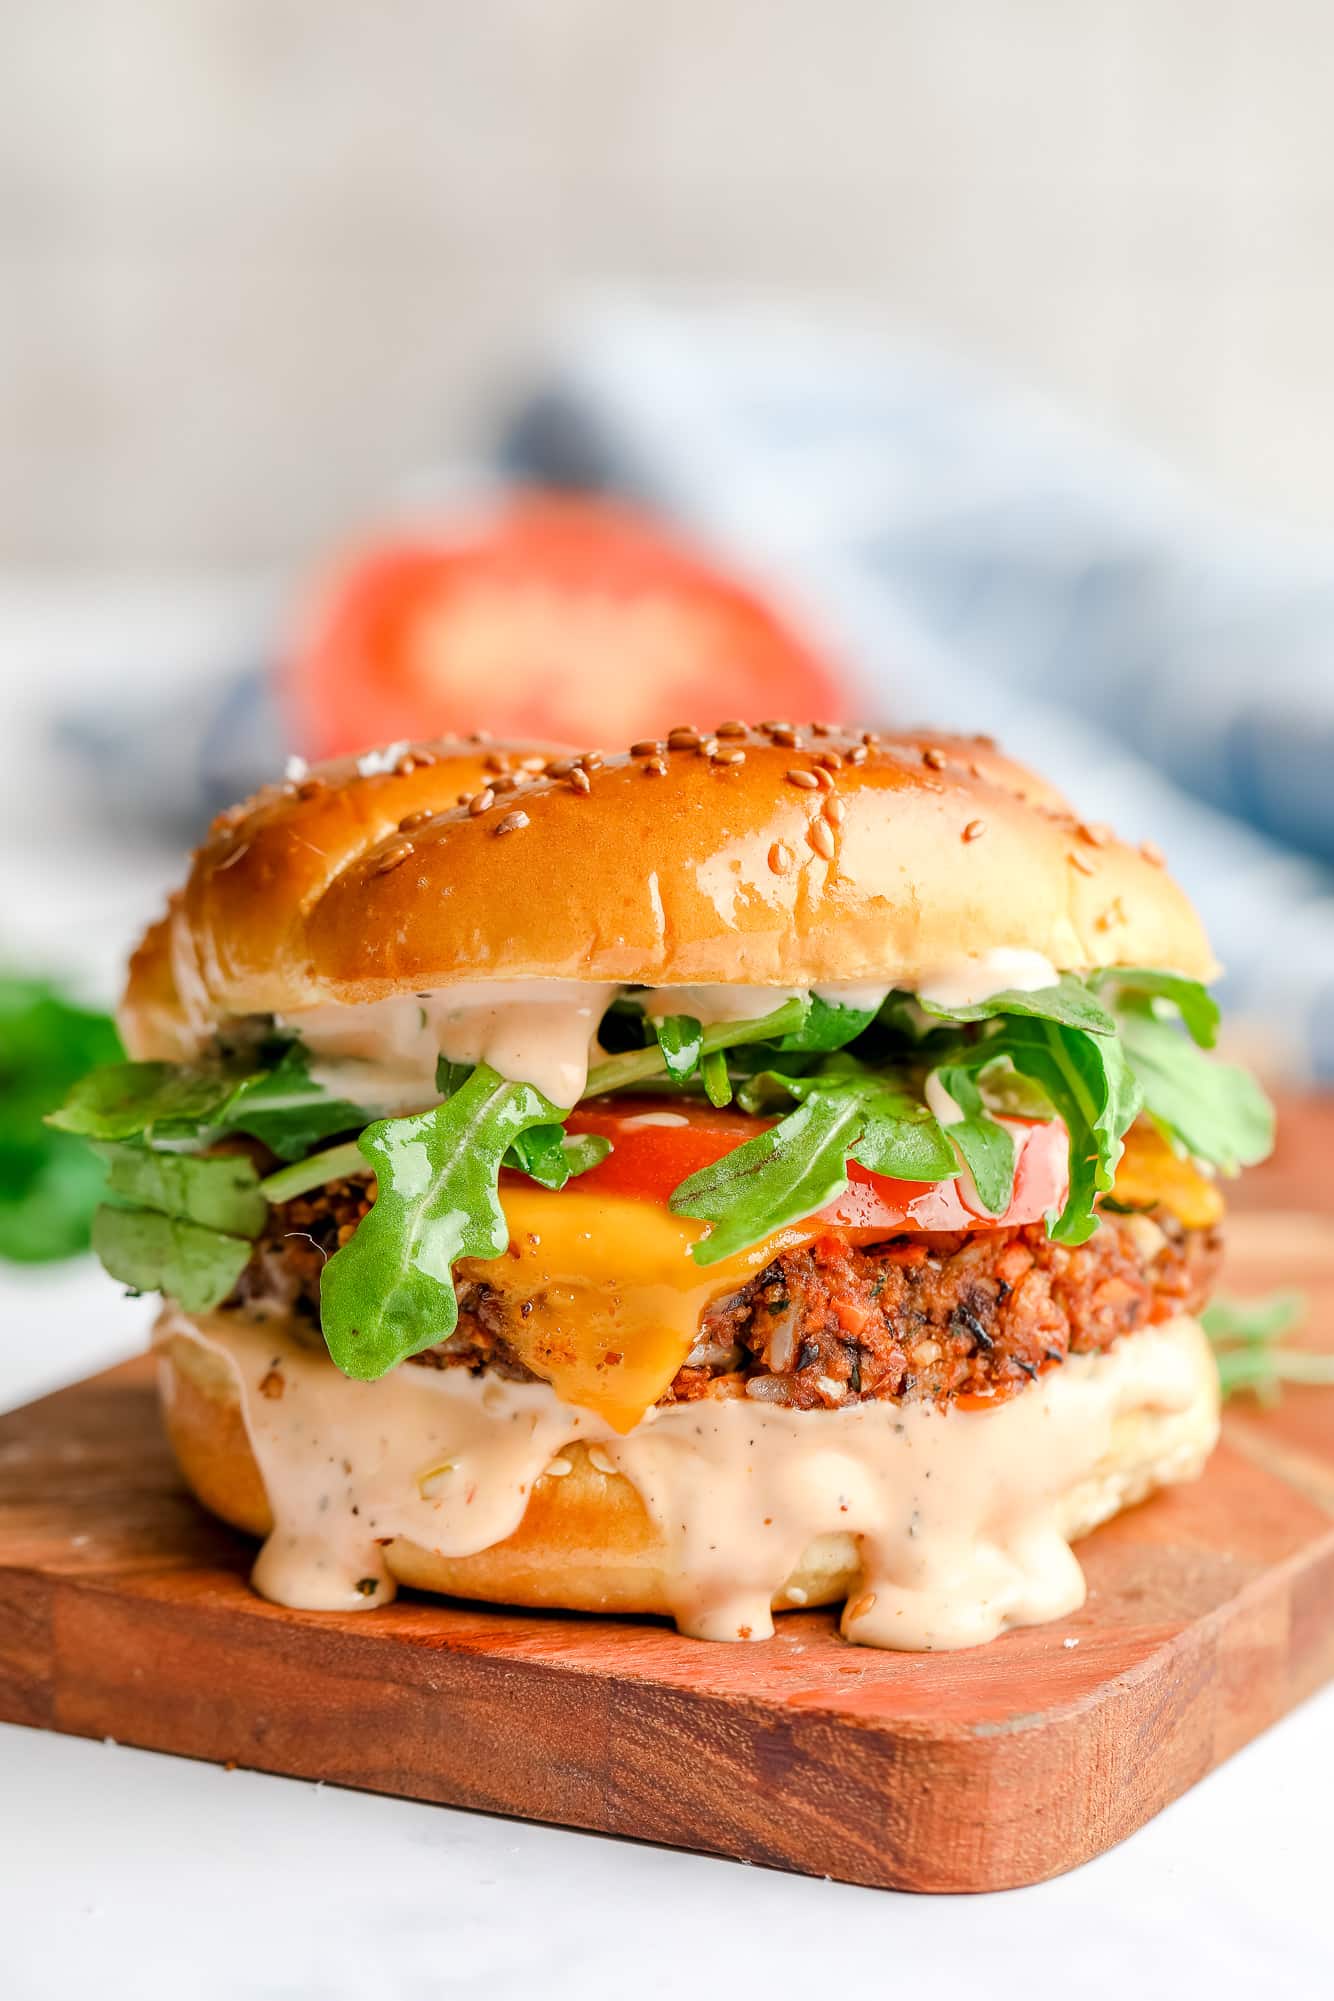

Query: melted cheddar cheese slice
459,1185,818,1432
1111,1123,1224,1229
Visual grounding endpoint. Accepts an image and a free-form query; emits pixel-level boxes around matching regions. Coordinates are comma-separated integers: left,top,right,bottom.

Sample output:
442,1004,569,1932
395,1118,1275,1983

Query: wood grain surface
2,1097,1332,1894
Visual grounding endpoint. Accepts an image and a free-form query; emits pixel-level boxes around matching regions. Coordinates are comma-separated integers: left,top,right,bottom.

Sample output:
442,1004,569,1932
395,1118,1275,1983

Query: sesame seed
494,810,530,836
546,758,576,778
520,755,548,773
787,768,820,790
667,726,700,750
455,791,471,805
972,732,997,749
810,721,837,736
963,819,986,842
769,726,799,748
823,793,845,825
643,757,667,776
861,729,880,746
630,739,662,757
295,778,326,801
568,766,592,794
968,761,983,779
579,751,604,772
587,1445,617,1476
468,788,495,816
812,765,836,791
409,748,436,767
846,742,868,765
768,841,795,874
1140,840,1165,867
483,752,512,774
698,736,720,758
716,719,748,737
846,1591,877,1623
922,747,948,771
397,808,434,831
1069,850,1097,876
393,752,423,776
1079,822,1113,847
814,751,843,773
808,818,836,860
491,772,519,793
466,730,493,744
374,840,415,875
713,747,745,766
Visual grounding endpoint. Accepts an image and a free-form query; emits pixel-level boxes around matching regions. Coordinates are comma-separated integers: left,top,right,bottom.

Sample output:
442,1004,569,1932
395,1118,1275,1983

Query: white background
2,596,1331,1999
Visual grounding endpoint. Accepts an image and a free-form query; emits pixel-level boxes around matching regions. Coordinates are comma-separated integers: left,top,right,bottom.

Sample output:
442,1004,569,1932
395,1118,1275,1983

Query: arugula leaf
670,1091,864,1266
1091,968,1219,1048
701,1049,733,1107
927,1065,1017,1215
1202,1291,1334,1399
583,997,807,1096
91,1204,252,1313
0,976,122,1263
918,974,1116,1036
96,1142,268,1237
319,1063,561,1378
47,1060,248,1143
736,1056,958,1182
652,1015,703,1080
225,1044,371,1160
777,996,880,1052
1116,1009,1273,1172
961,1018,1142,1244
505,1123,611,1190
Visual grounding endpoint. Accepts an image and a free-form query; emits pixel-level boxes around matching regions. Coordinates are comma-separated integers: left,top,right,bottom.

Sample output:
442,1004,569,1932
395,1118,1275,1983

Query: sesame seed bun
120,723,1216,1056
156,1314,1220,1626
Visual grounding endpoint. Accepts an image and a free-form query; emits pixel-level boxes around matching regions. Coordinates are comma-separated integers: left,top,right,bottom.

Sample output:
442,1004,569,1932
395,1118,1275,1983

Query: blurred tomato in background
283,493,846,757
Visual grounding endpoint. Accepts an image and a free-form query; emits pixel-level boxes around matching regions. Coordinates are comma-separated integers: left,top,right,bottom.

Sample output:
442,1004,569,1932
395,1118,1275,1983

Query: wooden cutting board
2,1098,1332,1894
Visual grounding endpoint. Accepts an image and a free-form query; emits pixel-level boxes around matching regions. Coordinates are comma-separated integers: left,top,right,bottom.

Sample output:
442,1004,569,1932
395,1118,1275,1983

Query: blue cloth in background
503,301,1334,1077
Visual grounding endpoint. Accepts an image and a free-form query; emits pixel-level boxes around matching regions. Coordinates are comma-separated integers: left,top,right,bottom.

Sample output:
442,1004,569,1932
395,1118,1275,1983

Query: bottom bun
156,1307,1220,1649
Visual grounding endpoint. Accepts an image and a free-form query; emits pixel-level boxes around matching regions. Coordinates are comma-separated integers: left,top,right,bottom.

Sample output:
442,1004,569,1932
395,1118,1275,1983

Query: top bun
120,724,1217,1056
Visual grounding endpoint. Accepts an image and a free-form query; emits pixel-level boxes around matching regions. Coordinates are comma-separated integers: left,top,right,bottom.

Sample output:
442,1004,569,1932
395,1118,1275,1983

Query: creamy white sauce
162,1309,1214,1652
284,981,616,1112
636,984,803,1024
916,949,1060,1011
278,954,1062,1113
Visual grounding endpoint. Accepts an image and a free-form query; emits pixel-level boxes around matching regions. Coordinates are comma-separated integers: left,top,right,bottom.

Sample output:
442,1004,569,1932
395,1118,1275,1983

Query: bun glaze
121,724,1216,1055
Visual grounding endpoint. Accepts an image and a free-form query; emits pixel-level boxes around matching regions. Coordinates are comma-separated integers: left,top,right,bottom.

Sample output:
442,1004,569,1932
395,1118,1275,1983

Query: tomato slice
284,493,845,760
561,1097,1068,1236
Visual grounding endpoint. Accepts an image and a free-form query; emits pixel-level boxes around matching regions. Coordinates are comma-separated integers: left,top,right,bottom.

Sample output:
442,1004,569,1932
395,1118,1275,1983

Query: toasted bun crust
121,724,1216,1057
158,1319,1220,1622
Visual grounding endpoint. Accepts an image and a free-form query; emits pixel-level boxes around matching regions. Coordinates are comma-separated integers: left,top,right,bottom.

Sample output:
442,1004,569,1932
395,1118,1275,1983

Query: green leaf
652,1015,703,1080
973,1019,1142,1244
91,1204,252,1313
1201,1290,1334,1400
0,976,122,1263
851,1087,959,1182
1091,968,1219,1048
927,1065,1017,1216
1116,1010,1274,1172
918,973,1116,1035
670,1091,864,1266
583,997,807,1096
47,1061,250,1142
701,1049,733,1107
319,1064,561,1379
777,995,879,1052
736,1055,958,1183
96,1142,268,1237
226,1043,371,1160
504,1123,611,1190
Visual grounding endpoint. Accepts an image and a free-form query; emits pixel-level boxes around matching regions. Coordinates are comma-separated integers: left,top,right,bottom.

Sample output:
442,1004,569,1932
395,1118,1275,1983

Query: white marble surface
2,586,1330,1999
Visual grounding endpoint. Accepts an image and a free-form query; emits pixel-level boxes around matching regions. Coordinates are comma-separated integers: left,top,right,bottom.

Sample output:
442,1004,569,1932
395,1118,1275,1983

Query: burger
52,723,1274,1651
